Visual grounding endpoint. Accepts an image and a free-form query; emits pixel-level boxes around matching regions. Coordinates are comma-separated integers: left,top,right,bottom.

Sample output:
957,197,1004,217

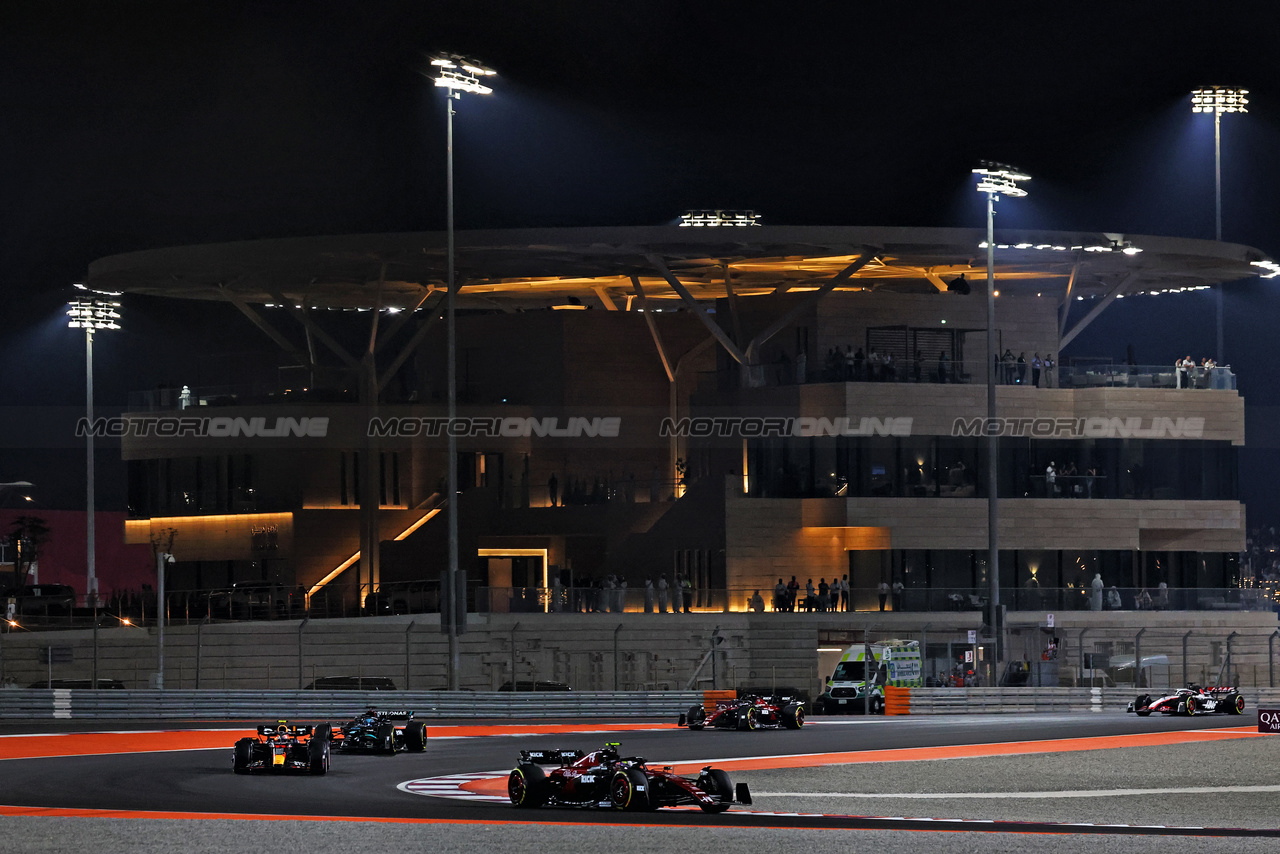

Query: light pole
1192,86,1248,365
429,54,496,691
972,162,1029,665
67,287,122,607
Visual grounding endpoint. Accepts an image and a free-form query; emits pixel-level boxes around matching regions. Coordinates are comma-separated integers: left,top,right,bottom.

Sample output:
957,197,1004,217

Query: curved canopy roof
86,225,1275,311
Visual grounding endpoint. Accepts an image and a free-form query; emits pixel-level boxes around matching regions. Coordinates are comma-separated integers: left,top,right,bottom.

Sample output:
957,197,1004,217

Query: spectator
804,579,816,612
657,574,669,613
749,590,765,612
878,580,889,611
786,576,800,612
892,579,905,611
1032,353,1043,387
1090,573,1104,611
1106,585,1122,610
937,350,950,383
773,578,787,612
644,577,654,613
681,573,692,613
839,574,850,611
672,572,684,613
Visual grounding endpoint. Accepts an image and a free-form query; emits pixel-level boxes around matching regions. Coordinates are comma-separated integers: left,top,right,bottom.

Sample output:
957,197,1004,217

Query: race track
3,712,1280,852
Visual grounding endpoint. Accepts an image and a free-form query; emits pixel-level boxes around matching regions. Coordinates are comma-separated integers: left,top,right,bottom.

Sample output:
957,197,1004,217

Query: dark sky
3,1,1280,521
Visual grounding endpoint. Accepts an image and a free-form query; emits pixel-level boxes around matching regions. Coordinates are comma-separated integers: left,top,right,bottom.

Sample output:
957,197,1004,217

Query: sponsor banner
1258,708,1280,734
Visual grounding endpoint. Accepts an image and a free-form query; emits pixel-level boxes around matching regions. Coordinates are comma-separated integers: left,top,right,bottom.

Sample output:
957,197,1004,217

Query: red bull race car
1126,685,1246,717
679,694,805,730
232,722,330,774
322,708,427,754
507,742,751,813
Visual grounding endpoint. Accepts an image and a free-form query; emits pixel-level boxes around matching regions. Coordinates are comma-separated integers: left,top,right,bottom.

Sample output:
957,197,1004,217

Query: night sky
3,1,1280,524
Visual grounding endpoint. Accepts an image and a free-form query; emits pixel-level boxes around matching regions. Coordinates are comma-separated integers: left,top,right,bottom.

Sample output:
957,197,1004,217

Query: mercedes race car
232,722,330,774
507,742,751,813
1127,685,1246,717
322,708,427,754
679,694,805,731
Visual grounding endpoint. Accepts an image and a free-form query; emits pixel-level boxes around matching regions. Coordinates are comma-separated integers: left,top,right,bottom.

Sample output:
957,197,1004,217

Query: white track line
753,785,1280,799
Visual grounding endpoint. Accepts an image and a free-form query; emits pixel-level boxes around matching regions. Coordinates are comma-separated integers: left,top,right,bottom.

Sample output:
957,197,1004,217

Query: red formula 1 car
679,694,805,731
232,722,330,774
507,742,751,813
1127,685,1246,717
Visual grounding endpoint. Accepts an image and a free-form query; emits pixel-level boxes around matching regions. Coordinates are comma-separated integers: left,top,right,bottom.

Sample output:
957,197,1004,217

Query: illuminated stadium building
90,225,1274,612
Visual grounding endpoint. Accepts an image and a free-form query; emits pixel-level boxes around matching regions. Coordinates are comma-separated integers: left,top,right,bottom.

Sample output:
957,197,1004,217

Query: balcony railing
7,582,1272,632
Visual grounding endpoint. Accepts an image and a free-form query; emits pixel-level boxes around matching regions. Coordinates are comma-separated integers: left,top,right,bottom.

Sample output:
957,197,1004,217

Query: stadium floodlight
430,54,496,96
1191,86,1248,364
427,52,496,690
972,161,1030,671
1191,86,1248,115
67,285,123,607
679,210,762,227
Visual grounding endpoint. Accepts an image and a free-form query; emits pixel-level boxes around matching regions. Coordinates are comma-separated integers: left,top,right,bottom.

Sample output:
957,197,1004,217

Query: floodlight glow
1192,86,1249,114
67,298,122,330
679,209,762,227
429,54,496,96
1252,260,1280,278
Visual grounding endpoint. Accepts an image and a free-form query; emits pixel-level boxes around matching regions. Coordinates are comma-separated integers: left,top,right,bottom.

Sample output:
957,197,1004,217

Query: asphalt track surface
4,712,1280,853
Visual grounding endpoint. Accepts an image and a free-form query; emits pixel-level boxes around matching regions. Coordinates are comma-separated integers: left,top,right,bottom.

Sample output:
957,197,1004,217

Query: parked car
497,680,572,692
304,676,397,691
27,678,125,689
3,584,76,617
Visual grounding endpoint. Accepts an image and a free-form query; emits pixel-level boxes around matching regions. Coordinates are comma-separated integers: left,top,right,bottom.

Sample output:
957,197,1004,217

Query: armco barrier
897,686,1280,714
0,689,702,721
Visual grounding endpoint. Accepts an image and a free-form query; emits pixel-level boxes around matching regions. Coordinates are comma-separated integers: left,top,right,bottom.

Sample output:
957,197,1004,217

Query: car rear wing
520,748,585,765
378,710,414,719
258,723,312,737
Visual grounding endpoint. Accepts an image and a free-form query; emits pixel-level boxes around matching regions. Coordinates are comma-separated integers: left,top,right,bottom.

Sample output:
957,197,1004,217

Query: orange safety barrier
883,685,910,715
702,689,738,711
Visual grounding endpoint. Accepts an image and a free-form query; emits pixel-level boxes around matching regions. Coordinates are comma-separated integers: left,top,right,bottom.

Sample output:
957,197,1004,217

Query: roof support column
645,254,748,365
1059,273,1139,351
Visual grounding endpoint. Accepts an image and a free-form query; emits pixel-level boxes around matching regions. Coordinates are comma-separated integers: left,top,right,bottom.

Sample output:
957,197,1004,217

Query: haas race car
508,742,751,813
679,694,805,731
1127,685,1246,717
324,708,427,754
232,721,330,774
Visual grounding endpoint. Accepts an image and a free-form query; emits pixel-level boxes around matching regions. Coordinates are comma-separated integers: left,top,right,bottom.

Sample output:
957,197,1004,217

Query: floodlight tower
430,54,496,691
972,162,1029,666
1191,86,1248,365
67,286,122,607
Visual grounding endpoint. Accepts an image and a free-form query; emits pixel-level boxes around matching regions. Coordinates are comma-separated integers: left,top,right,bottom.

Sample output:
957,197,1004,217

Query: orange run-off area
0,724,1265,823
456,726,1267,797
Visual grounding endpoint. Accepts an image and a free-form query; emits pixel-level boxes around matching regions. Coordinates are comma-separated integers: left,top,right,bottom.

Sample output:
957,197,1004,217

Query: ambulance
814,639,922,714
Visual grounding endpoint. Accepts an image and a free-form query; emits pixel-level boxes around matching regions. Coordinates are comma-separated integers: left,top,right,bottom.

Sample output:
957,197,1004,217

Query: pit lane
3,713,1279,845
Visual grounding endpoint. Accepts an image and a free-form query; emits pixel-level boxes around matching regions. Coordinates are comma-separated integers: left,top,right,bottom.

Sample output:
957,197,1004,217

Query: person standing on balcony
643,577,655,613
1045,461,1057,498
840,574,850,611
1090,573,1104,611
878,580,889,611
1032,353,1043,388
937,350,950,383
672,572,684,613
547,472,559,507
1044,353,1056,387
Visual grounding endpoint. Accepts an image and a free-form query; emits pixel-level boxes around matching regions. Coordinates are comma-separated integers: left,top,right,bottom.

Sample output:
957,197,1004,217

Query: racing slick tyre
308,738,330,775
782,703,805,729
1133,695,1152,717
1185,695,1198,716
508,763,547,808
377,722,396,754
609,767,651,811
232,739,253,774
686,704,706,730
404,721,427,752
736,706,759,731
1226,692,1245,715
696,768,734,813
314,722,332,743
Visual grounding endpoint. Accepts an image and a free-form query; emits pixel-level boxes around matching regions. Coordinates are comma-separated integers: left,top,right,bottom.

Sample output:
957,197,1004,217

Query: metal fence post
1077,628,1090,686
1270,631,1278,688
297,616,309,689
404,620,415,690
1134,627,1146,688
1182,630,1194,687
